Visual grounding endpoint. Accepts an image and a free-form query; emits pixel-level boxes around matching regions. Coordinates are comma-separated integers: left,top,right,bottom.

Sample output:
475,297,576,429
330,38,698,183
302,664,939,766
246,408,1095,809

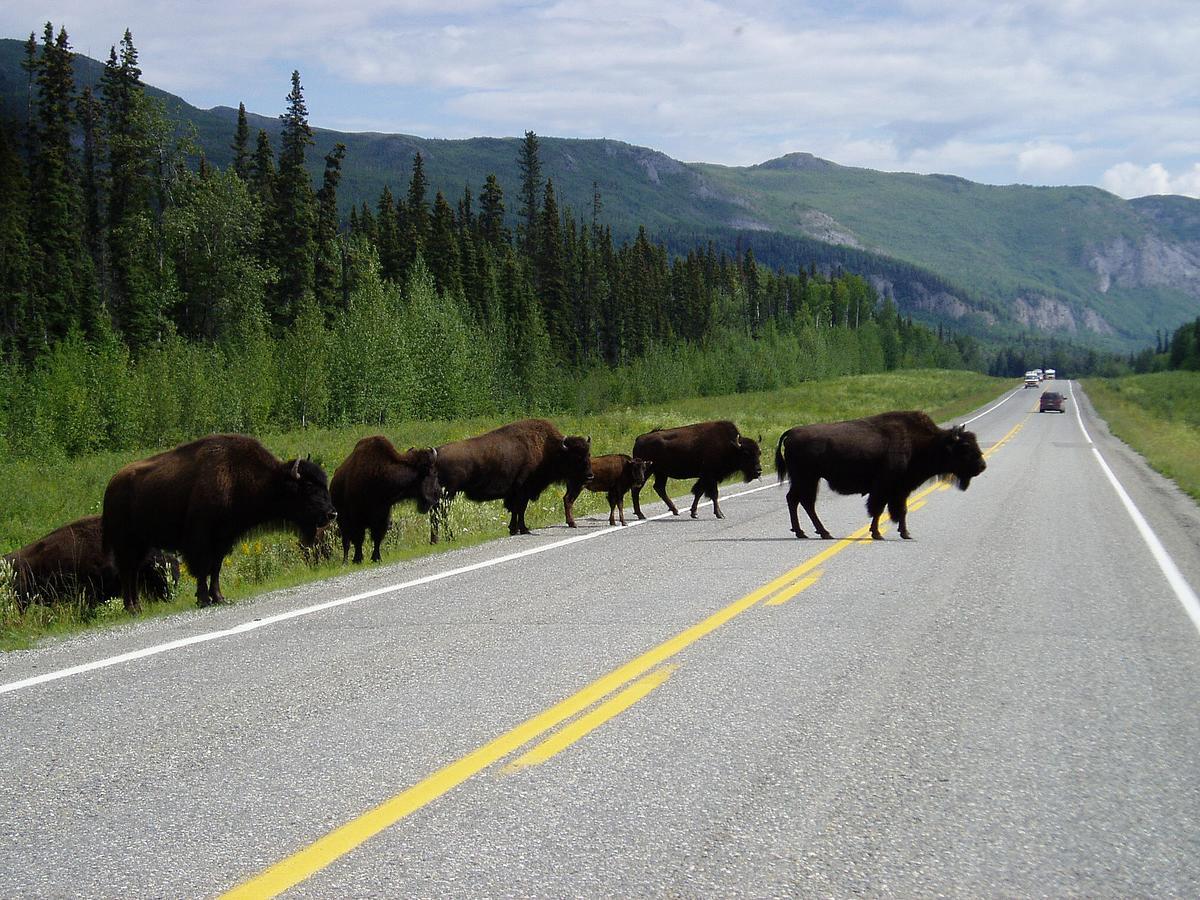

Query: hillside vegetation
3,36,1198,347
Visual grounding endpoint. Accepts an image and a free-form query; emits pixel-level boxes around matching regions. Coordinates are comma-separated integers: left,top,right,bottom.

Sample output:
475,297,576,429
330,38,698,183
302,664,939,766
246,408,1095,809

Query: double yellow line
223,424,1020,898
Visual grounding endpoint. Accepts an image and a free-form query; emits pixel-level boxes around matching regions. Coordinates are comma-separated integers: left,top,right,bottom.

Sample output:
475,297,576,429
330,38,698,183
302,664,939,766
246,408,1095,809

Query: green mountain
4,37,1198,348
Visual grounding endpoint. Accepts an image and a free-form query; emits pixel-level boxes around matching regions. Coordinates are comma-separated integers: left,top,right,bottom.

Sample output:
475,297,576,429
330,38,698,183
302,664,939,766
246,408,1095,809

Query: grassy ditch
1084,371,1200,503
1,369,1007,650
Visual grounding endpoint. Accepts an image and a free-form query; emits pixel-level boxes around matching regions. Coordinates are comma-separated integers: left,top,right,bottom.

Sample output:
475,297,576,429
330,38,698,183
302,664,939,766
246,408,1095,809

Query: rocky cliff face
1011,294,1115,336
1085,234,1200,296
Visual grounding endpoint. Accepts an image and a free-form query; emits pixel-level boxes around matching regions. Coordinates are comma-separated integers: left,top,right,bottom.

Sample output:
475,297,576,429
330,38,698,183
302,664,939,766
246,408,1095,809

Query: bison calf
563,454,650,527
4,515,178,612
631,420,762,520
775,410,986,541
331,437,441,563
432,419,592,542
102,434,336,611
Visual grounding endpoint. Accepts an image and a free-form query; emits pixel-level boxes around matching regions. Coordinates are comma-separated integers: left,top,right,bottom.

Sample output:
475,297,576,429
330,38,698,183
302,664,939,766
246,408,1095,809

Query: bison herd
4,411,986,615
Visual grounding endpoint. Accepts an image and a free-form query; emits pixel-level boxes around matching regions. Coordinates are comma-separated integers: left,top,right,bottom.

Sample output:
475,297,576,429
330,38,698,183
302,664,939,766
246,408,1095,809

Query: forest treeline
0,26,979,460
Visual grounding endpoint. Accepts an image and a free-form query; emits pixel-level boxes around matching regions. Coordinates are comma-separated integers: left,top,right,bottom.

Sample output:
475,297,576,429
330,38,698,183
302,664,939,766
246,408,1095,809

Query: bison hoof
793,530,808,539
870,532,884,541
820,532,834,540
715,511,725,519
900,532,913,540
635,512,646,520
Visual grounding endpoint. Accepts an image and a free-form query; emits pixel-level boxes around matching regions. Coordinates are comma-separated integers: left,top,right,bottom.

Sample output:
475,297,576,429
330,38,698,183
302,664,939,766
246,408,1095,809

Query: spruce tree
250,129,275,204
536,178,574,361
314,142,346,316
231,102,251,179
269,69,317,329
426,191,462,298
479,174,507,247
517,130,542,260
0,124,33,356
375,186,401,281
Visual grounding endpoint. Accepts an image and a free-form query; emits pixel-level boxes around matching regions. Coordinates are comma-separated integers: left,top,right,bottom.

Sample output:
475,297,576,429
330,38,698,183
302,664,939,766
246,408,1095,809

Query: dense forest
0,26,1012,460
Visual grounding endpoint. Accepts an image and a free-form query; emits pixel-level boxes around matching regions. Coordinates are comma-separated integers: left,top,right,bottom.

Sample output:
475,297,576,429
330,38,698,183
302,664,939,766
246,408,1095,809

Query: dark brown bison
775,410,987,541
330,437,441,563
563,454,651,527
102,434,336,611
631,420,762,520
4,515,179,612
431,419,592,542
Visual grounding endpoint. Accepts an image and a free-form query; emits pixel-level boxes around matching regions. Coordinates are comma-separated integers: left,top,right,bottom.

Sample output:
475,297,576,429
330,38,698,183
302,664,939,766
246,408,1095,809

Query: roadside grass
0,369,1006,650
1084,371,1200,503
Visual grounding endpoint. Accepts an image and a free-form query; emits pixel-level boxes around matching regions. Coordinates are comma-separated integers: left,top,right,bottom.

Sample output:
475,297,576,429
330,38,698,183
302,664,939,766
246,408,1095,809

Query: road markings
1066,381,1200,637
983,419,1025,459
504,665,678,771
220,432,1020,898
764,571,824,607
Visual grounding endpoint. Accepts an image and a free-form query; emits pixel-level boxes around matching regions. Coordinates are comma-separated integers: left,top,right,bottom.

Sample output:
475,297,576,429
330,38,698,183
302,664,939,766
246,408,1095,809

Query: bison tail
774,432,789,483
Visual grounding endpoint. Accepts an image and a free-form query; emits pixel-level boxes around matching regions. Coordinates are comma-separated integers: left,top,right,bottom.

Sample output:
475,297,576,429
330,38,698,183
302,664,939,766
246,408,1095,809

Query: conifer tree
517,130,542,259
401,152,429,275
536,178,573,361
250,129,275,204
479,174,507,247
375,186,402,281
0,124,32,356
314,142,346,317
231,102,251,179
426,191,462,298
269,69,317,329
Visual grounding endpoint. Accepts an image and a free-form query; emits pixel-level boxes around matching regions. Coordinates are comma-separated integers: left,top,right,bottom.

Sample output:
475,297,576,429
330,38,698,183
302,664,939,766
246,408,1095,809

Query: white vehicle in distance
1045,368,1056,379
1024,372,1040,388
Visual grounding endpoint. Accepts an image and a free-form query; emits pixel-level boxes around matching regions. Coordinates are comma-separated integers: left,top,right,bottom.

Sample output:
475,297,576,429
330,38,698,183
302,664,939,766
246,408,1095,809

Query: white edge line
1068,380,1200,637
962,387,1022,426
1,482,780,696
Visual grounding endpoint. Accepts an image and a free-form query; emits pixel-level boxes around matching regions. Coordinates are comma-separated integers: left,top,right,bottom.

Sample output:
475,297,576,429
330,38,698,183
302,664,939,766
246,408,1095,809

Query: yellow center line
907,500,927,513
764,571,824,607
222,416,1027,898
504,665,678,771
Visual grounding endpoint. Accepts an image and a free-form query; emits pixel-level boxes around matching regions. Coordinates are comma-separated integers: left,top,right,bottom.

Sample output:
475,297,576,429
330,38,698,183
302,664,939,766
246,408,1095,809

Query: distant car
1039,391,1066,413
1024,374,1039,388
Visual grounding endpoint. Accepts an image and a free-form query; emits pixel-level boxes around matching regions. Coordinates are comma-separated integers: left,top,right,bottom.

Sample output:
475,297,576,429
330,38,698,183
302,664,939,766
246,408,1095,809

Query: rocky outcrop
1011,294,1115,336
869,277,997,326
794,209,863,249
1085,234,1200,295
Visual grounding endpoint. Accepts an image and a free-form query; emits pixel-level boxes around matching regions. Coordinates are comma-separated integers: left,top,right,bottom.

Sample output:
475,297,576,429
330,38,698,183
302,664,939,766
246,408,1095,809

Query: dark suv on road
1039,391,1065,413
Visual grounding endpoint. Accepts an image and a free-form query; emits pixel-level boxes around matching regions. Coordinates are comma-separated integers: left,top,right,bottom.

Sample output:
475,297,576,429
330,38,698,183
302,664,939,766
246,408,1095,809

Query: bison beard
775,410,986,541
430,419,592,543
102,434,337,611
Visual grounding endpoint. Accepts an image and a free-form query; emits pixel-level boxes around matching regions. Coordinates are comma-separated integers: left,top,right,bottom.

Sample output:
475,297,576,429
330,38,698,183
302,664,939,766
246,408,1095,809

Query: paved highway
2,382,1199,897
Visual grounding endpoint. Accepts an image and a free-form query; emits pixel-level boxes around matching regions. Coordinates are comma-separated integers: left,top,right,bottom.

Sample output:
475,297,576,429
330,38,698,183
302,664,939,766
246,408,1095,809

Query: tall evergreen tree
536,178,574,361
401,152,429,275
0,124,32,356
426,191,462,298
479,173,507,247
314,142,346,316
231,102,251,179
250,129,275,204
517,130,542,259
269,69,317,328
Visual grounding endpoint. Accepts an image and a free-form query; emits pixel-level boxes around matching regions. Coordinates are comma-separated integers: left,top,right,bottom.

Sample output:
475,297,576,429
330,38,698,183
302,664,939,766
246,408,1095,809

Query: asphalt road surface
3,382,1199,898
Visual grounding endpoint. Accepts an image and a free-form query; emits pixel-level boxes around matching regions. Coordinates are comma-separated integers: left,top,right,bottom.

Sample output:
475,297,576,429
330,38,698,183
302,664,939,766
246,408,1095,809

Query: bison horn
562,440,569,451
734,435,742,447
587,435,592,445
430,447,437,460
290,459,301,479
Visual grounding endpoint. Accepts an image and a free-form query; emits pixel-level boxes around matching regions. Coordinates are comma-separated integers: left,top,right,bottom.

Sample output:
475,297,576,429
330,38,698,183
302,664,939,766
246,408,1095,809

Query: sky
6,1,1200,198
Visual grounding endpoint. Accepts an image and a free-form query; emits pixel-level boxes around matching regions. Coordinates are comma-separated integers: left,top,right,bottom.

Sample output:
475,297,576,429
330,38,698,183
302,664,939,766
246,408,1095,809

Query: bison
563,454,651,527
431,419,592,542
631,421,762,520
4,515,179,612
775,410,987,541
102,434,336,612
330,437,441,563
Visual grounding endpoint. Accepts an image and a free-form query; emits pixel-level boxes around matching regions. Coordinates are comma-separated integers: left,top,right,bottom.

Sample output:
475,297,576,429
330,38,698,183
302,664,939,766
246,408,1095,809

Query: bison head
282,457,337,544
412,447,442,514
734,434,763,482
943,425,986,490
629,457,651,490
562,435,594,485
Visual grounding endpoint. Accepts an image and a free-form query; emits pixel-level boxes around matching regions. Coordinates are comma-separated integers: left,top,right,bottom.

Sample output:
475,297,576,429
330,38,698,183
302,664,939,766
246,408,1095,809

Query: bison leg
887,495,912,540
505,496,532,535
340,529,351,564
866,493,888,541
785,483,808,539
563,483,583,528
708,480,724,519
653,473,680,516
369,513,389,563
795,478,832,539
608,489,624,526
631,485,646,520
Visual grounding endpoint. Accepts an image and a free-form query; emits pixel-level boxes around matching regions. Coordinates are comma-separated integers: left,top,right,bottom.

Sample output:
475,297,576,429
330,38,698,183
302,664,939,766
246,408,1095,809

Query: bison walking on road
775,410,986,541
431,419,593,542
4,515,178,612
563,454,650,527
631,420,762,520
331,438,441,563
102,434,337,611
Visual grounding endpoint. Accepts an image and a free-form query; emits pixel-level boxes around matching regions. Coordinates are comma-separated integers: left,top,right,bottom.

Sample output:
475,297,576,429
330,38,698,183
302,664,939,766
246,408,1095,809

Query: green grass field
0,369,1007,650
1084,371,1200,503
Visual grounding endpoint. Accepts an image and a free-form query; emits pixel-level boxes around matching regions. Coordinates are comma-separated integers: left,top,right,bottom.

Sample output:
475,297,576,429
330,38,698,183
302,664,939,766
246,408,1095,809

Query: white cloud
1018,142,1076,176
1101,162,1200,199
